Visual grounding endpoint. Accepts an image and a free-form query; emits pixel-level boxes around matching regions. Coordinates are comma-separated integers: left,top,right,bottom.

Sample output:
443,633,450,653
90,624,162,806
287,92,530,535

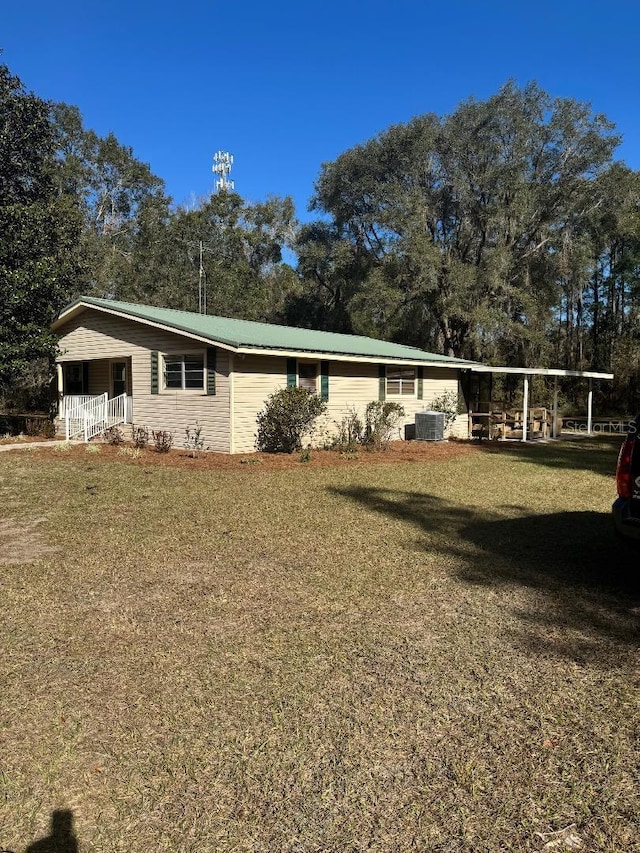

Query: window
164,354,204,390
287,358,329,401
387,367,415,396
298,362,318,392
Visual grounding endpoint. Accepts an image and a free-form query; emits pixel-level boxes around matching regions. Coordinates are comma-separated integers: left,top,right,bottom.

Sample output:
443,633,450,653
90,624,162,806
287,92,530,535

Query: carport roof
469,365,614,380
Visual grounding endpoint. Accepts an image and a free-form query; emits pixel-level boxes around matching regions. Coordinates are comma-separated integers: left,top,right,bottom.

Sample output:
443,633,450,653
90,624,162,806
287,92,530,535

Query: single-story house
52,297,477,451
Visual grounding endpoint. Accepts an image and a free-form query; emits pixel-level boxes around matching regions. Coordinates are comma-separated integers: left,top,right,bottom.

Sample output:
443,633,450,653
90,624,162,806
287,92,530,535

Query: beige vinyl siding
57,312,231,452
418,368,468,439
233,357,384,453
449,413,469,439
232,355,287,453
232,356,467,453
317,362,378,443
88,360,109,396
321,364,465,440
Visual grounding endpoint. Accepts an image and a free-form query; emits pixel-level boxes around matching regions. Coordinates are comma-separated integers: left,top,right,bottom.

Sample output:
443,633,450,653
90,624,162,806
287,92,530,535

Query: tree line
1,63,638,412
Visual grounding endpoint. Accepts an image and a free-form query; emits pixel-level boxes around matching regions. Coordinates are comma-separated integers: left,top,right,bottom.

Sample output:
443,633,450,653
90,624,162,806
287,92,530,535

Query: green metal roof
57,297,477,365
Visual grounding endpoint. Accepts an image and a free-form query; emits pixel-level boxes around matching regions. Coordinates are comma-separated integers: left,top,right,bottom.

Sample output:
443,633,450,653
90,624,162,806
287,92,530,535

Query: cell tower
212,150,234,191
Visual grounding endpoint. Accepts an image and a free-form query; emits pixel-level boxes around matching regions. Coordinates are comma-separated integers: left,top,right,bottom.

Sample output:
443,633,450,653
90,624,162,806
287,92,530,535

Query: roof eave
235,345,473,366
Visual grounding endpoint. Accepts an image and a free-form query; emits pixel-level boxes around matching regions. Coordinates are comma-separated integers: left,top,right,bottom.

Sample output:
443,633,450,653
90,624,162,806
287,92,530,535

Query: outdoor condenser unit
415,410,446,441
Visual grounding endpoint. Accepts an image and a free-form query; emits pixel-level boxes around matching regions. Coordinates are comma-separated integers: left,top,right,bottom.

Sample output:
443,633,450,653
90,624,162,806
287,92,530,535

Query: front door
111,362,127,397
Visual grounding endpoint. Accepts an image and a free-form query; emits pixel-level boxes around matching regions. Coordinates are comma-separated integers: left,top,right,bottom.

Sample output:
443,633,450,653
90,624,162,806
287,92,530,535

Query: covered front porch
56,357,134,440
464,366,615,441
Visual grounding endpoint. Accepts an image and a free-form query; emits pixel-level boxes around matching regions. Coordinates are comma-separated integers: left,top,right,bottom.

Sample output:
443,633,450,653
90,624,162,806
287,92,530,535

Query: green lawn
1,437,638,852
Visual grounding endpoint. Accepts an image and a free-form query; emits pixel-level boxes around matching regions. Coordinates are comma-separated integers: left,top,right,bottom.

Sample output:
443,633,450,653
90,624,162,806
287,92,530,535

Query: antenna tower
212,150,234,191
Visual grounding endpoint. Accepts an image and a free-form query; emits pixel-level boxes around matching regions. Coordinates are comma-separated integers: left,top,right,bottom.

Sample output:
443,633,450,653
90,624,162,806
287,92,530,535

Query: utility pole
198,240,206,314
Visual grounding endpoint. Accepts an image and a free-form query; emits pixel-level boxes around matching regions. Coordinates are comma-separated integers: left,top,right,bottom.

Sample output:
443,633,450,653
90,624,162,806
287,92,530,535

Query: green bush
430,390,459,429
299,445,312,463
362,401,405,450
256,387,327,454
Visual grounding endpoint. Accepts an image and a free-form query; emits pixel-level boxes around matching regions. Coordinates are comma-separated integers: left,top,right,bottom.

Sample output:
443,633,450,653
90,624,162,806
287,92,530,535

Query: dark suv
613,415,640,541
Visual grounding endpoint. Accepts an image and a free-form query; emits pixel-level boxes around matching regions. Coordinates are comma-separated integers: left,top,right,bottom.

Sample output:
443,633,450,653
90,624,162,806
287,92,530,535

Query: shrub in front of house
152,430,173,453
331,408,364,452
131,425,149,449
362,401,405,450
430,390,459,429
26,418,55,439
256,387,327,454
104,426,124,445
184,423,206,457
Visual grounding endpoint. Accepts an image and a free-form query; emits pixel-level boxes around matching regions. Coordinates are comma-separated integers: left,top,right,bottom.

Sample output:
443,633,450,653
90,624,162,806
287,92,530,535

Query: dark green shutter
320,360,329,402
151,351,159,394
206,347,216,395
82,362,89,394
417,366,424,400
286,358,297,388
378,364,386,401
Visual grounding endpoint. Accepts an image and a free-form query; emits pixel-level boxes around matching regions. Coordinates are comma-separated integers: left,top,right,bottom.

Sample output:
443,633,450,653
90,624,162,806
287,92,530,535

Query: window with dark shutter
206,348,216,395
378,365,386,401
320,361,329,401
286,358,297,387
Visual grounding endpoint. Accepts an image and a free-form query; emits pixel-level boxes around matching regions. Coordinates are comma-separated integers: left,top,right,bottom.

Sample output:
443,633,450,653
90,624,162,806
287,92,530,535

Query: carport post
552,376,558,439
587,379,593,435
522,374,529,442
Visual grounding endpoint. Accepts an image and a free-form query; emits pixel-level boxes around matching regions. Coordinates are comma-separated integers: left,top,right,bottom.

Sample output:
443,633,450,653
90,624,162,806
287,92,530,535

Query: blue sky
3,1,640,219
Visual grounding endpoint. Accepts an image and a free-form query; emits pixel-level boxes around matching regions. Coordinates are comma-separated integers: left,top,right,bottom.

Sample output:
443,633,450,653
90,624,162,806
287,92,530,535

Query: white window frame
163,352,205,391
387,366,416,397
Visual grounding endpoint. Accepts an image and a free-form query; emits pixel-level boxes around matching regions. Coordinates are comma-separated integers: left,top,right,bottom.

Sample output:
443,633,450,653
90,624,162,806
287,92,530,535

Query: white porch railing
106,393,128,428
60,394,132,421
59,395,95,418
64,393,129,442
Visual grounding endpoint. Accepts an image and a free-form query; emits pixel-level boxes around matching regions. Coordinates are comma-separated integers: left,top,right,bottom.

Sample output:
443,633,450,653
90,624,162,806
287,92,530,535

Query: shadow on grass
329,484,639,664
471,433,624,476
24,811,78,853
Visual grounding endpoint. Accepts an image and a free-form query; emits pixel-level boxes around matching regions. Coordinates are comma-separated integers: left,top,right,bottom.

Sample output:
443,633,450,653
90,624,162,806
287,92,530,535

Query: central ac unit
415,410,446,441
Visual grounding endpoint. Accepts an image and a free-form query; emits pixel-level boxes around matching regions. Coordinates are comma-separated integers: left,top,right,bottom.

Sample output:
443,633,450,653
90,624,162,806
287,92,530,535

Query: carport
464,366,615,441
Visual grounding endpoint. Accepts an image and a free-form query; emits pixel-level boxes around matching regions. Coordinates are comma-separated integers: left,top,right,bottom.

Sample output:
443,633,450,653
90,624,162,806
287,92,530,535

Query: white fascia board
469,365,614,380
236,346,475,367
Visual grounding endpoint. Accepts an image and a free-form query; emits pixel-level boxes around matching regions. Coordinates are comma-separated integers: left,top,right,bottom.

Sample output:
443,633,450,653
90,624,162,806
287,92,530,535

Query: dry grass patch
0,436,638,852
0,517,60,564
